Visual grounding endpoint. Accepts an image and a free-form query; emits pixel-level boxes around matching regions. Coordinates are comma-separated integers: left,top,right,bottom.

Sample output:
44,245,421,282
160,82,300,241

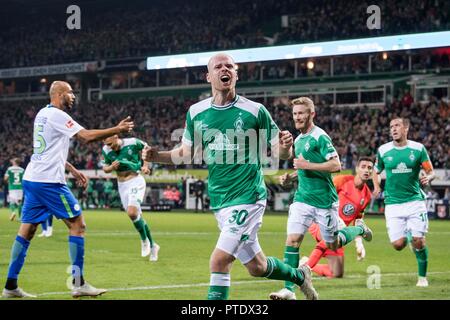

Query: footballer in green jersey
373,118,435,287
103,135,159,261
269,97,373,301
141,53,320,301
3,158,24,221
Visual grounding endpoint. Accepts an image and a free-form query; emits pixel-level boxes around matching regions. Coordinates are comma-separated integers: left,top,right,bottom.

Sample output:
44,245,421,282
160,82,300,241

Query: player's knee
412,237,426,249
326,242,339,251
286,234,302,247
247,264,266,277
392,240,406,251
333,270,344,278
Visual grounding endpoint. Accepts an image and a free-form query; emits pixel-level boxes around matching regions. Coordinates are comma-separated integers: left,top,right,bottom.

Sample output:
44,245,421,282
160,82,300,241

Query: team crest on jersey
305,142,310,152
234,116,244,133
128,149,132,155
409,151,415,161
343,203,355,216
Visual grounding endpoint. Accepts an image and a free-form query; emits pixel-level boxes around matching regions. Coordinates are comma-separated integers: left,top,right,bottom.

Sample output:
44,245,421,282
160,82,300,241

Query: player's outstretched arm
293,155,341,173
142,143,192,165
75,116,134,143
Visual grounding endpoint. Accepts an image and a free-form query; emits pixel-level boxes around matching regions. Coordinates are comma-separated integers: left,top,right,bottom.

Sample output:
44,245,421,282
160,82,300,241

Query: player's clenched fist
293,154,309,170
117,116,134,133
142,146,158,162
279,173,291,187
279,130,293,148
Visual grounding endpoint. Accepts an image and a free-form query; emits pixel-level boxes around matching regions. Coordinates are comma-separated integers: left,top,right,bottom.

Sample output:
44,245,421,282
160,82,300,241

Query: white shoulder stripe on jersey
122,138,137,147
378,141,394,157
189,97,212,119
234,96,261,118
407,140,424,152
310,126,330,141
102,145,112,154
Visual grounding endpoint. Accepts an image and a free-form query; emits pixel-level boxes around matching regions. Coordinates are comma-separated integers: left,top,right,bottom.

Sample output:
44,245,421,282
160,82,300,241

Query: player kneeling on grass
102,135,159,261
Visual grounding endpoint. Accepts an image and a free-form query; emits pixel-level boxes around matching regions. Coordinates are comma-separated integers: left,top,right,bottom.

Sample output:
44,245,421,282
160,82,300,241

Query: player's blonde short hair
291,97,315,113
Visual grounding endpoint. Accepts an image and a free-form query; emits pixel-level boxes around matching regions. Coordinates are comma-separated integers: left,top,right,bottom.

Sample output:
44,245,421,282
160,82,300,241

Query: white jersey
23,105,84,184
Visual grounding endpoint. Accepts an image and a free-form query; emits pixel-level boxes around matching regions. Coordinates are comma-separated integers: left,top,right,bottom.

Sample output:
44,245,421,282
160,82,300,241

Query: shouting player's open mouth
220,74,231,84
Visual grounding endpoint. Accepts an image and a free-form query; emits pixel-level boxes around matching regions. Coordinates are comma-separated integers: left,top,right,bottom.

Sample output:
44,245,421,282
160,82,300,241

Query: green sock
207,272,230,300
414,246,428,277
338,226,364,246
143,220,154,246
283,246,299,292
264,256,304,286
132,217,147,241
9,203,16,215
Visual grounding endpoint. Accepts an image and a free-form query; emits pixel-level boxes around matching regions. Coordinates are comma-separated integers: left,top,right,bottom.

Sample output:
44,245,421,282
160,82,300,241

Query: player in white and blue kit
2,81,134,298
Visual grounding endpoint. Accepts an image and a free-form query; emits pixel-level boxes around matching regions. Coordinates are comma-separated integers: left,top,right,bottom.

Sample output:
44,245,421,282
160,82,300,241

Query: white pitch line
38,271,450,297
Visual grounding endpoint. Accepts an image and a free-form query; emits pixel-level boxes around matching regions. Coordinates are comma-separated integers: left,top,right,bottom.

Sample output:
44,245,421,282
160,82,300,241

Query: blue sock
48,215,53,227
41,220,48,232
68,236,85,286
6,235,30,289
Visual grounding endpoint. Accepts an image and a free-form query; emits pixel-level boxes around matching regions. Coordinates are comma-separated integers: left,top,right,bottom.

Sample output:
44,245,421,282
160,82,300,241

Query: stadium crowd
1,93,449,175
1,0,449,68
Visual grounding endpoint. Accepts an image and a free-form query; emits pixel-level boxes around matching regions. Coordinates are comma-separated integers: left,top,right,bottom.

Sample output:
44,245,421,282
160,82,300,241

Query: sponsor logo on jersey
208,133,239,151
66,120,74,128
392,162,413,174
343,203,355,216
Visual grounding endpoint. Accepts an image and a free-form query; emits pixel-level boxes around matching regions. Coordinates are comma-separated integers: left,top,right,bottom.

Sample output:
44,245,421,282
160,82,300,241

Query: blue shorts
22,180,82,224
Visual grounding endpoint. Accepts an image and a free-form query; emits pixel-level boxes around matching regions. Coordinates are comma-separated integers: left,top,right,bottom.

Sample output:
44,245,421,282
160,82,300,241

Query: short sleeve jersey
5,166,25,190
23,105,84,184
293,126,339,209
102,138,147,173
182,95,279,210
333,175,372,225
375,140,430,205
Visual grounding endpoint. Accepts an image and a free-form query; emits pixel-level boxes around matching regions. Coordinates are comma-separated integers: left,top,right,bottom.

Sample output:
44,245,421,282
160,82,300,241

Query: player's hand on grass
117,116,134,133
279,130,293,149
142,146,158,162
293,154,309,170
73,169,88,188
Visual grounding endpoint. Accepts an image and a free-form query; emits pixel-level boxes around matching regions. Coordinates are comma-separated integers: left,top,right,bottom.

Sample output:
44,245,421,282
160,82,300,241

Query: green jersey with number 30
5,166,25,190
182,95,279,210
293,126,339,209
375,140,430,205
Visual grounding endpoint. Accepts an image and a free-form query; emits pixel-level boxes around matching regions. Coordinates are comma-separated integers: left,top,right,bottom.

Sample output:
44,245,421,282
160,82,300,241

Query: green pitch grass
1,208,449,300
